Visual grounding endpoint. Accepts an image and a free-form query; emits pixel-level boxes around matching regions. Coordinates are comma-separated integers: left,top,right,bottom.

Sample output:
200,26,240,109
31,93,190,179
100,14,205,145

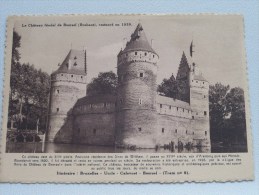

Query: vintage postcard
0,14,253,183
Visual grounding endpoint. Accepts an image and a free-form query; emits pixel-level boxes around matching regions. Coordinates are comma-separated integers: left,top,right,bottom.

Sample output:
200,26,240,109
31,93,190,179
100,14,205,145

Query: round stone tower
189,59,211,149
46,49,87,143
116,23,159,148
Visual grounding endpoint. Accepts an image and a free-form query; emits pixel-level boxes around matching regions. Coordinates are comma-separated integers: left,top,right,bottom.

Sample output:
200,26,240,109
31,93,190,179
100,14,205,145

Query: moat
6,142,247,153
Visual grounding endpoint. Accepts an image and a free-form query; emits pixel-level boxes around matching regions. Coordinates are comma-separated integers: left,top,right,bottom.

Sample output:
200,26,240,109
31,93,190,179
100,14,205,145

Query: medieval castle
46,23,211,149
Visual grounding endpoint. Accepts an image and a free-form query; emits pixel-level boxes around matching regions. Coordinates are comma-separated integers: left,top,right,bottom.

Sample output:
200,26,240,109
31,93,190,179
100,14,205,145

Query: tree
157,73,178,99
225,87,246,144
209,83,230,143
8,30,51,132
9,30,22,129
87,71,118,96
209,83,247,147
12,31,21,64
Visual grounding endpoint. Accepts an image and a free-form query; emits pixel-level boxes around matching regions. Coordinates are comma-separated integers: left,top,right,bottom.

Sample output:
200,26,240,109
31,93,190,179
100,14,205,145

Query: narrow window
175,129,177,133
192,80,193,82
183,108,184,112
192,116,194,119
196,112,198,115
135,52,137,55
153,55,155,58
177,107,178,111
162,128,164,133
138,98,142,105
138,127,142,132
140,72,144,77
160,104,162,108
145,52,147,56
104,102,107,108
93,129,96,135
71,75,73,77
204,111,207,116
74,56,77,60
203,82,204,84
205,131,207,136
120,98,123,103
204,95,206,98
57,108,59,112
186,130,188,134
78,128,80,134
90,104,93,108
57,90,59,94
74,62,77,66
81,76,83,79
169,106,171,110
193,132,194,135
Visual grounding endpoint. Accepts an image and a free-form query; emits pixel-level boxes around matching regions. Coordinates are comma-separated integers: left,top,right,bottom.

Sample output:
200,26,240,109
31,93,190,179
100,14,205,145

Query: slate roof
156,95,191,110
52,49,87,76
121,23,157,55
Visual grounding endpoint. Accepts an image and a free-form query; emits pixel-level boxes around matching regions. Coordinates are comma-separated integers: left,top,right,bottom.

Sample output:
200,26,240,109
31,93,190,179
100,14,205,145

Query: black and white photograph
5,15,248,154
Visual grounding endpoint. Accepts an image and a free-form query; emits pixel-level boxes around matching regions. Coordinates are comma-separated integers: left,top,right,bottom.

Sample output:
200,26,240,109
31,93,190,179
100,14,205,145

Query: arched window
162,128,164,133
93,129,96,135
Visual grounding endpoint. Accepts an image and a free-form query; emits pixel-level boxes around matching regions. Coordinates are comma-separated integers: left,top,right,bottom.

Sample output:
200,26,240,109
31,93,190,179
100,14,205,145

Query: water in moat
5,142,246,153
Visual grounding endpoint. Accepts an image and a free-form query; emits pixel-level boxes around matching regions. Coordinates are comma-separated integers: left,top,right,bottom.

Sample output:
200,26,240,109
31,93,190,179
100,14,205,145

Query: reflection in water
6,142,215,153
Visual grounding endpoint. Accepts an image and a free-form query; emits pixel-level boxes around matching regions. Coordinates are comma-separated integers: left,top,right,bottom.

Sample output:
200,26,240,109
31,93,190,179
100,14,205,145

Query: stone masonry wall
116,50,158,148
190,78,210,147
47,73,86,143
73,102,116,146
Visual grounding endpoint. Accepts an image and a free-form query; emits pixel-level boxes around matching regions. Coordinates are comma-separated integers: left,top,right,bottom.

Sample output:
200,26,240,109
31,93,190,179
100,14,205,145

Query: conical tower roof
122,23,157,55
52,49,87,76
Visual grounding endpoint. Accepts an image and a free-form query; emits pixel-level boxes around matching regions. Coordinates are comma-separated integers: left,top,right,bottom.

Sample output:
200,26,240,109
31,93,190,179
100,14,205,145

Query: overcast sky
14,15,247,88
